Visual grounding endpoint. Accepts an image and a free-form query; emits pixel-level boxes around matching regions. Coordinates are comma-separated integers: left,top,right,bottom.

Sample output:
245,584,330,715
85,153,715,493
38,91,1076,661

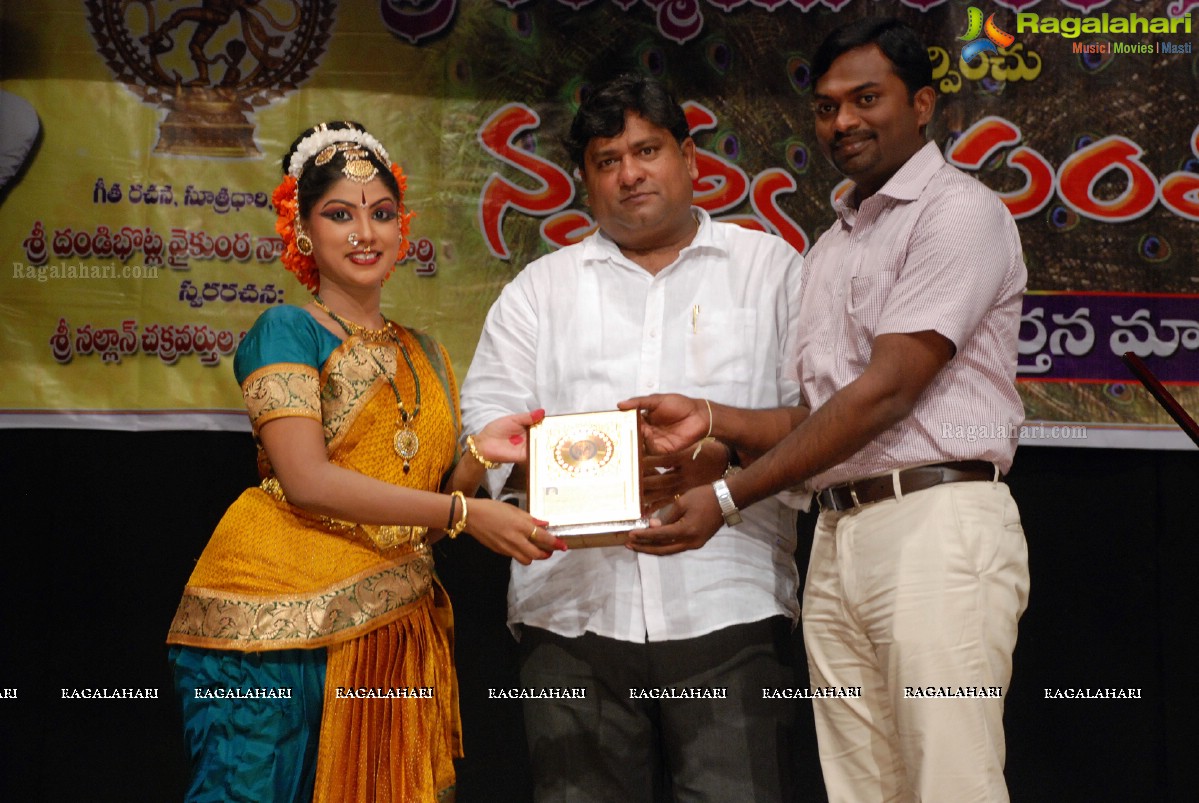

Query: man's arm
627,329,953,554
729,329,952,507
618,394,808,457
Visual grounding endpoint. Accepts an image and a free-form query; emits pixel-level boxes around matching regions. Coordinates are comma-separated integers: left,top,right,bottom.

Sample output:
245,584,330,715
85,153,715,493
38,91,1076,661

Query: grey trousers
518,617,797,803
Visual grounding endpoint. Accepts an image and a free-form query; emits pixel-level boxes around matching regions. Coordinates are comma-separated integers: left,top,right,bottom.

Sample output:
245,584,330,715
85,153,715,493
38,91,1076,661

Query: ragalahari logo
959,7,1016,63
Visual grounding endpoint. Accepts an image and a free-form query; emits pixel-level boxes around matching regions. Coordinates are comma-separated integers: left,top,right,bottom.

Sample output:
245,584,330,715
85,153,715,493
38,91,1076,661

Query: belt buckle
817,483,857,513
817,488,836,513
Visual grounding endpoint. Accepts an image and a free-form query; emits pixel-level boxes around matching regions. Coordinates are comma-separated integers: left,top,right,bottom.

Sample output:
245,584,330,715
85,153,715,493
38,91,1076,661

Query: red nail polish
531,408,546,424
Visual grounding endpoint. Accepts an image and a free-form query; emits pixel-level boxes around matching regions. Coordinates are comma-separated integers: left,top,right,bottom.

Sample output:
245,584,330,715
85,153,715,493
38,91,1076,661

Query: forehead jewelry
313,142,378,183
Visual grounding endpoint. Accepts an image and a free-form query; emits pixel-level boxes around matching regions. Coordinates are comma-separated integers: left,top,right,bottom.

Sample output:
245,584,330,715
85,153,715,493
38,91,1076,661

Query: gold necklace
313,295,422,472
311,297,391,341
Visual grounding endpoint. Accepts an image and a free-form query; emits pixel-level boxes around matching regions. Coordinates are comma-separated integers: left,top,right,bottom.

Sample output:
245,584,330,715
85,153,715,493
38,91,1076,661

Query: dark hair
811,17,934,99
283,121,400,219
564,74,691,170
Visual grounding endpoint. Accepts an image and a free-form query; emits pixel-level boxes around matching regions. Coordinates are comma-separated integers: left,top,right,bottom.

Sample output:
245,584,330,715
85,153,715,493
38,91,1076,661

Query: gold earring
296,221,313,256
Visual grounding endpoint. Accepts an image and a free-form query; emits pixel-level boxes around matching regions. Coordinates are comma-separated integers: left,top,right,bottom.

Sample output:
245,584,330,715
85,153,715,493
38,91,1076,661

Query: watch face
552,428,615,476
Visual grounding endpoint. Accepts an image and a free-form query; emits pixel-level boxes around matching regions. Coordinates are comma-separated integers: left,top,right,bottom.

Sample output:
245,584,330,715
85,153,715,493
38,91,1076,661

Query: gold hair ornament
287,124,390,180
312,142,379,183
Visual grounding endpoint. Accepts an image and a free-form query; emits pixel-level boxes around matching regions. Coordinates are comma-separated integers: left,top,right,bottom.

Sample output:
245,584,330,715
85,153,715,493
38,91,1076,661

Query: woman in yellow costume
166,121,564,802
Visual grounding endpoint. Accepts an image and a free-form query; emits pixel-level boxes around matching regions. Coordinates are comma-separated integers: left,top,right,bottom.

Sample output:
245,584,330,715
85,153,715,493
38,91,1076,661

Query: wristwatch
711,478,743,527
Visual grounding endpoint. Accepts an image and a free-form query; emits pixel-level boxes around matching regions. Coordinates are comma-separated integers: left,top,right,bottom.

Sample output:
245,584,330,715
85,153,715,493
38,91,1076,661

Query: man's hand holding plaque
639,440,731,516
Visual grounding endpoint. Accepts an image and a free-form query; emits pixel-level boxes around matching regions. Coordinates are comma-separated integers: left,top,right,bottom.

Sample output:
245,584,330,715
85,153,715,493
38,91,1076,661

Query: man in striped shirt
622,17,1029,803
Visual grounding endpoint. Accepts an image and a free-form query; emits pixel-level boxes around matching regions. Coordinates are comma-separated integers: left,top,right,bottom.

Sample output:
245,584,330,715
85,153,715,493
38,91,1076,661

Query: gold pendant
394,428,419,460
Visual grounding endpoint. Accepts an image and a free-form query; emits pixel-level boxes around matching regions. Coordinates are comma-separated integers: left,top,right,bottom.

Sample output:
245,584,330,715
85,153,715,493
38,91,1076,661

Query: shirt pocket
684,308,757,404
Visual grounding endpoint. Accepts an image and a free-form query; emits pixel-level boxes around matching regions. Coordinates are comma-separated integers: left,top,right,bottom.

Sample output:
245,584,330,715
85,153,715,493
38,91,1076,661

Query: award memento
527,410,649,547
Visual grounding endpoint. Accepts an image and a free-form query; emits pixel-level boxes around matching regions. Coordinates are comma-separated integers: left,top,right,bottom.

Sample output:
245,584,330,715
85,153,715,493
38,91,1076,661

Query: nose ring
347,233,360,247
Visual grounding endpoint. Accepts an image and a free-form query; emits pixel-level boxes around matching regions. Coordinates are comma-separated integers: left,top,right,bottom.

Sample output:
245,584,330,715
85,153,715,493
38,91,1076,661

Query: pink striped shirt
797,141,1026,489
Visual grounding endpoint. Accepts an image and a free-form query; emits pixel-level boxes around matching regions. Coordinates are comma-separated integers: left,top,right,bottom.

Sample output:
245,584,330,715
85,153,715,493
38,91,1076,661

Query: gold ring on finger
528,526,539,543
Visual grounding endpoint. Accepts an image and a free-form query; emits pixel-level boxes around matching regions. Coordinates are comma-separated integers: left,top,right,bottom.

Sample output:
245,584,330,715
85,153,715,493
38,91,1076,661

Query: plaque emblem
552,428,615,476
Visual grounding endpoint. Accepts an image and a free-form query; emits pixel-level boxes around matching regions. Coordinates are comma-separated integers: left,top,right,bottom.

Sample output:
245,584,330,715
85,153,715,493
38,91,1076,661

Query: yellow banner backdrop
1,1,1196,448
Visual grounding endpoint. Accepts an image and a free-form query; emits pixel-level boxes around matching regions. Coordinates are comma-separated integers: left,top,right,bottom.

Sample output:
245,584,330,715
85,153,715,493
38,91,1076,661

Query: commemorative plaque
527,410,648,547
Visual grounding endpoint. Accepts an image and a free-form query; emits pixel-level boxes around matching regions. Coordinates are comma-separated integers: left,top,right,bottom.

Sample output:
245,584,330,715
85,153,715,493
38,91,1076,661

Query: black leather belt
816,461,998,512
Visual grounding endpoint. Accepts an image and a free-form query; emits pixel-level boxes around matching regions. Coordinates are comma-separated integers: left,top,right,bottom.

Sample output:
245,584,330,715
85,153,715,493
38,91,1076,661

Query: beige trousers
803,480,1029,803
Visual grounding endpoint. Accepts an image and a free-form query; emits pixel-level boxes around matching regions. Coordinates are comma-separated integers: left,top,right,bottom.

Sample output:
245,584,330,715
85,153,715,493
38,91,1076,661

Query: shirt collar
582,206,724,264
833,140,944,221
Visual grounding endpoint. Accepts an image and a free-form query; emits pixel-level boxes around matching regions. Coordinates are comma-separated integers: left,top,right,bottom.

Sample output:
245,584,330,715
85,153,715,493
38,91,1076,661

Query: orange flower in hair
272,174,319,292
384,162,414,284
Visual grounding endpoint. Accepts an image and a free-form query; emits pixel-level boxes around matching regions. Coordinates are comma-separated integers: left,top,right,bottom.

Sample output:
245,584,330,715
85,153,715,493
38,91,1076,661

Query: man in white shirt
461,74,806,801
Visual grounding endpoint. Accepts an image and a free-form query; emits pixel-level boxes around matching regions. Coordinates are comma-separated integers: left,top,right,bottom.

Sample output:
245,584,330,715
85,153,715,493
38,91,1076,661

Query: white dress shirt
461,209,804,643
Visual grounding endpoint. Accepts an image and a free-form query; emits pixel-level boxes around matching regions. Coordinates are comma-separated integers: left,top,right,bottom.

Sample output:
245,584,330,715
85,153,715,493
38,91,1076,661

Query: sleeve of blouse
233,306,324,436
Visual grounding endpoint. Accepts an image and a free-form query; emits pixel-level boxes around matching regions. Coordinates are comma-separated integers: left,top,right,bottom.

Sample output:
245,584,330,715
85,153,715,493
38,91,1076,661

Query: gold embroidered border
166,552,434,650
320,340,396,451
242,363,322,432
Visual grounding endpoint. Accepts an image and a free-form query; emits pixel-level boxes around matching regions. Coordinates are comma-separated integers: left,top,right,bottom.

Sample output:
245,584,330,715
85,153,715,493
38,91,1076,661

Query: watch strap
711,478,743,527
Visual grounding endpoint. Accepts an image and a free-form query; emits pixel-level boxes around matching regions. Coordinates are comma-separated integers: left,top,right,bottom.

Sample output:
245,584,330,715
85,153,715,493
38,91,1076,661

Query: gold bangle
465,434,501,470
446,490,468,539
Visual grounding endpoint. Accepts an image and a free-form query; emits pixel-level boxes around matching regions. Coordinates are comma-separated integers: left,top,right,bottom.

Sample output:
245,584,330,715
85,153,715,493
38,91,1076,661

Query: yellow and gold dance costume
167,305,462,802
